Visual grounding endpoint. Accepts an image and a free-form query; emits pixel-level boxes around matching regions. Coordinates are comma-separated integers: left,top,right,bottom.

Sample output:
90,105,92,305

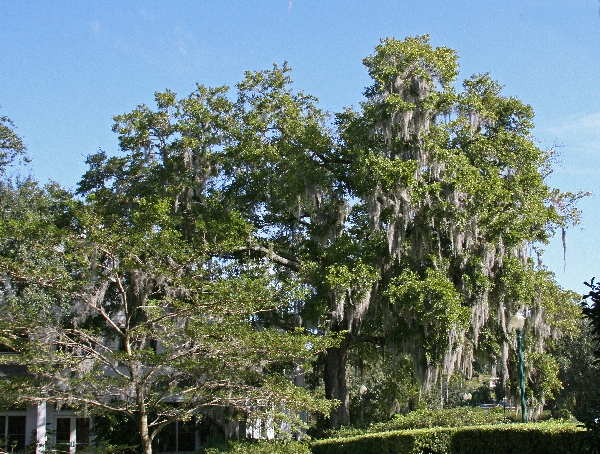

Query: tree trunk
324,334,351,429
140,416,152,454
137,385,153,454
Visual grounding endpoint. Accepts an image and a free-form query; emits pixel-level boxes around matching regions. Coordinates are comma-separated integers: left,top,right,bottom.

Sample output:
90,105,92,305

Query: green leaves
0,113,28,171
363,35,459,95
0,34,586,436
388,269,470,363
0,91,343,448
326,263,379,294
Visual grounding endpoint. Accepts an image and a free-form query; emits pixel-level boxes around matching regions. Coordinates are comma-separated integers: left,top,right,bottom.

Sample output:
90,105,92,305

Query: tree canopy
0,35,586,451
0,112,27,171
0,108,337,453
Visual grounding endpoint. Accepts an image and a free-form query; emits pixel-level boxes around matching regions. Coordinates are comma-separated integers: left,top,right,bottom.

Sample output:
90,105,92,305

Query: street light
359,385,368,423
510,312,526,422
459,392,472,407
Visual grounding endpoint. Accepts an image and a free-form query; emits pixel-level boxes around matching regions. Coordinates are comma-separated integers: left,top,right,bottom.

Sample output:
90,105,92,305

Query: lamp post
511,312,526,422
458,392,472,407
359,385,368,423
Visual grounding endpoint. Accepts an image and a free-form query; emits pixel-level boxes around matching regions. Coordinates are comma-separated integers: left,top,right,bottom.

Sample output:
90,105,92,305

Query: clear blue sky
1,1,599,293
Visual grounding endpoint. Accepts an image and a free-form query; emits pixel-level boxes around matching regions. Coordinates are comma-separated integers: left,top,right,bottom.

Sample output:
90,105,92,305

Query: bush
556,408,574,421
196,439,311,454
383,406,512,429
310,421,584,454
320,406,514,439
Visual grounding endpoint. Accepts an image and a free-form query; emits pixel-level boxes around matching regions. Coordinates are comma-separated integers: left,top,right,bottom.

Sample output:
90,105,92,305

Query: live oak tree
217,36,582,426
342,37,583,423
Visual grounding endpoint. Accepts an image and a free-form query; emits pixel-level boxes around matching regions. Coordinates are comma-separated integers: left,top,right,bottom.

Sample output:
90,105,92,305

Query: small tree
0,113,337,454
582,278,600,360
578,278,600,452
554,317,600,416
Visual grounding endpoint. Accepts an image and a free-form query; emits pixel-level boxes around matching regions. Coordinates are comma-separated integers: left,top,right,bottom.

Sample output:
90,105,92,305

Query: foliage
347,350,422,425
386,406,512,430
576,278,600,453
198,439,311,454
328,35,582,425
0,111,28,171
582,278,600,361
525,351,563,409
0,107,338,454
311,421,584,454
496,271,581,419
322,406,513,439
90,411,140,453
387,268,470,366
553,318,600,416
0,33,587,448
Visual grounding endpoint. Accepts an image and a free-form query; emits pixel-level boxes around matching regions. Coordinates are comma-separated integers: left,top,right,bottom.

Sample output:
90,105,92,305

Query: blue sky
1,1,600,293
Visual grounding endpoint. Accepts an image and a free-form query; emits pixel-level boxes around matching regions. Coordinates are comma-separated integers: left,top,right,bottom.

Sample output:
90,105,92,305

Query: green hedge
310,422,585,454
196,439,311,453
320,406,515,439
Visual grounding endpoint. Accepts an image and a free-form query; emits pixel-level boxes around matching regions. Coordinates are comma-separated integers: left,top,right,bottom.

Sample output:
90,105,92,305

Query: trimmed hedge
197,439,311,453
310,422,585,454
319,406,515,439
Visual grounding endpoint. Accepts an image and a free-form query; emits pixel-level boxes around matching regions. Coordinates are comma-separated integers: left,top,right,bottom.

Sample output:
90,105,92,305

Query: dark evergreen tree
578,278,600,453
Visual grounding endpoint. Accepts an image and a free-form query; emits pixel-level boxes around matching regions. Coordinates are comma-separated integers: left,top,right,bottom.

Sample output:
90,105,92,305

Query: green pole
517,328,526,422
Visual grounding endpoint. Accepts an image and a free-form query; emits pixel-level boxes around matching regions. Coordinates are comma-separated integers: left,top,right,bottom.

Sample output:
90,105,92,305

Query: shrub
310,421,584,454
320,406,513,439
197,439,311,454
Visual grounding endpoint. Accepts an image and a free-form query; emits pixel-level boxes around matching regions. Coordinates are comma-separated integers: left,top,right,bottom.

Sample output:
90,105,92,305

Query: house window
177,419,196,451
0,415,27,452
53,416,90,453
55,417,71,453
75,418,90,449
153,419,196,453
